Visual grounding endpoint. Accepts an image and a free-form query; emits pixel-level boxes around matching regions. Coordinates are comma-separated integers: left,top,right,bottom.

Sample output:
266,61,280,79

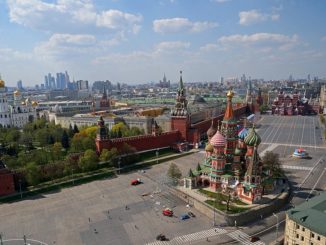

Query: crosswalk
146,228,265,245
227,230,265,245
281,165,313,171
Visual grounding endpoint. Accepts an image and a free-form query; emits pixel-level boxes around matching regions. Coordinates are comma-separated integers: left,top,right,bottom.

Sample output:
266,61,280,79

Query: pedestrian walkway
146,228,266,245
281,165,313,171
227,230,265,245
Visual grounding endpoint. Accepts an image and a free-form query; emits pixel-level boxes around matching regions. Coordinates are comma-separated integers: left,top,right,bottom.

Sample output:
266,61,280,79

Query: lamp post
72,168,74,185
19,179,22,199
23,235,27,245
273,213,279,242
213,196,216,226
0,233,3,245
156,149,159,164
118,157,121,175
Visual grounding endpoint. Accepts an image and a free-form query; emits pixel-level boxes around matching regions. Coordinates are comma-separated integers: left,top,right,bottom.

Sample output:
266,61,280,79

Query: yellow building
284,192,326,245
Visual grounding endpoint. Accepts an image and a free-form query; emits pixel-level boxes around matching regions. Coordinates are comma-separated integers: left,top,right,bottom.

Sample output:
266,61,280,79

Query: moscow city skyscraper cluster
44,71,70,90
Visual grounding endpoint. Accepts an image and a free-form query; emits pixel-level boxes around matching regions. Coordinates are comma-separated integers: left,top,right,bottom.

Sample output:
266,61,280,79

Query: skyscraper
17,80,23,90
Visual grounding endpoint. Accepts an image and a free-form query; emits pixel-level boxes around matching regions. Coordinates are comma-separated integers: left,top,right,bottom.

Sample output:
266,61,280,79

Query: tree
167,162,182,180
52,142,63,160
25,162,41,186
82,137,96,151
262,151,283,178
259,104,269,114
78,149,98,171
68,124,74,137
99,148,118,163
73,124,79,134
61,130,70,149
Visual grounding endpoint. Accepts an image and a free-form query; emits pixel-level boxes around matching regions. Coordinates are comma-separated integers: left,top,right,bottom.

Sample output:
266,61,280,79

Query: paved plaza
0,115,325,245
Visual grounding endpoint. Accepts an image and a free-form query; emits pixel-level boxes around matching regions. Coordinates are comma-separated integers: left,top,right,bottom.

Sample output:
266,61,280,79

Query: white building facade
0,79,37,128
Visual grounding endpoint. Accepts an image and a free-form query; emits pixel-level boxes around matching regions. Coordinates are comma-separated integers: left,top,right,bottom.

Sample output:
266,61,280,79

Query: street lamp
156,149,159,164
0,233,3,245
71,168,74,185
118,157,121,175
213,196,216,226
273,213,279,242
19,179,22,199
23,235,27,245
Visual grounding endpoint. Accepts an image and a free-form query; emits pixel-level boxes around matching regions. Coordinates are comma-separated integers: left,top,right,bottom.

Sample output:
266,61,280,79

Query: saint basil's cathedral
186,90,266,204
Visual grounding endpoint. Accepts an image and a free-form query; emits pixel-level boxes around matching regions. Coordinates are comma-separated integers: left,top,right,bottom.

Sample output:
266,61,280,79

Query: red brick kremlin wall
0,169,15,196
96,104,248,153
96,131,181,152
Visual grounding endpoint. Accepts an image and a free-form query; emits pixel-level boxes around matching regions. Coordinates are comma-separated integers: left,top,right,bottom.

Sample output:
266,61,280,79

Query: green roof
287,191,326,236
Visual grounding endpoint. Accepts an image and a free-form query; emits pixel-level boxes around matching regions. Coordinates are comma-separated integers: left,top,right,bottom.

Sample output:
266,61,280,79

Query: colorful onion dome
244,127,261,146
238,127,248,140
210,130,225,147
207,120,217,138
205,143,214,152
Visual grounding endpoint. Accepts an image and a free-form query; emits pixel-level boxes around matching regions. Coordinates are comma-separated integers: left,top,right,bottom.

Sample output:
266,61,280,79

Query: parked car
162,208,173,217
180,214,190,220
131,179,141,185
188,211,196,217
249,236,260,242
156,234,168,241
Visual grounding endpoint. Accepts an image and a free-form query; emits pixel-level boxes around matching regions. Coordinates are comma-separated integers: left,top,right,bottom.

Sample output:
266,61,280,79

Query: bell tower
171,71,190,141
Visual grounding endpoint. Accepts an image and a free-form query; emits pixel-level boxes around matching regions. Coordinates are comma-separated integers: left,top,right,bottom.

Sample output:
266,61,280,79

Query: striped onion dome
238,128,248,140
210,130,225,147
244,127,261,146
205,143,214,152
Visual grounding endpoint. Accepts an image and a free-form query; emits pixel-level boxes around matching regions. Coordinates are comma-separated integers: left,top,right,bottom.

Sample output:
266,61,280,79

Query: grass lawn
198,188,248,206
205,200,249,214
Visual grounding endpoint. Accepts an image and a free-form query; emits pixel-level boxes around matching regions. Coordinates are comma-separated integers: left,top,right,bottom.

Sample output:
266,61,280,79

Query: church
0,77,37,128
186,90,267,204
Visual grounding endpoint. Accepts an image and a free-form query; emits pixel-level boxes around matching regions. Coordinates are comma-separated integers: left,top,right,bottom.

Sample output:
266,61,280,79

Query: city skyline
0,0,326,86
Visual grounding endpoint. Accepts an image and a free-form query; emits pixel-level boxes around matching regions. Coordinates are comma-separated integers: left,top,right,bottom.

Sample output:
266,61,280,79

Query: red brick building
0,161,15,197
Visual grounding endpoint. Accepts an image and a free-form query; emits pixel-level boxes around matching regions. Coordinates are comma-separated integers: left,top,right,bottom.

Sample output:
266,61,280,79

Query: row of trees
1,118,143,186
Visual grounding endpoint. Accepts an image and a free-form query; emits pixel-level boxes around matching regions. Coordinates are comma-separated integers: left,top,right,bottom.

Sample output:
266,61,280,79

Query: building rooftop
287,191,326,236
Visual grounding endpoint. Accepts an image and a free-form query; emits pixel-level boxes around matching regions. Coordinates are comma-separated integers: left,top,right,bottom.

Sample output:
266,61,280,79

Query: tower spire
224,88,234,120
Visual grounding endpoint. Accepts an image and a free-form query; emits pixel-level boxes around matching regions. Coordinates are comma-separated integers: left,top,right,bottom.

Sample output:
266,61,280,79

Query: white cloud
34,33,98,59
155,41,190,50
96,10,142,34
239,9,279,26
153,18,218,34
218,33,298,45
7,0,142,36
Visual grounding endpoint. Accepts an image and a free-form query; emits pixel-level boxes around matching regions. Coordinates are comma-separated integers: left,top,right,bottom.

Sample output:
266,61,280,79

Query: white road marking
260,142,326,149
281,165,313,171
260,144,278,157
227,230,265,245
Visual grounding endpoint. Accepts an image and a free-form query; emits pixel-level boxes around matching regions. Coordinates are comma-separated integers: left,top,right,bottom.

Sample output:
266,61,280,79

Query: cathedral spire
178,70,184,96
224,89,234,120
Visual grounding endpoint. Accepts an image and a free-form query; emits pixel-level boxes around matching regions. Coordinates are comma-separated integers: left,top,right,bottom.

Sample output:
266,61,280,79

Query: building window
302,227,305,232
311,233,314,238
296,224,300,229
296,234,299,239
317,236,320,241
301,236,304,241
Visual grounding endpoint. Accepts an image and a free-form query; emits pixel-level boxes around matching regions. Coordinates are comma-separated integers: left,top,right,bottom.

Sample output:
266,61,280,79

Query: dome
0,79,5,88
32,101,38,106
205,143,214,152
226,90,234,98
14,90,20,96
210,130,225,147
207,120,217,138
21,101,26,105
25,98,30,104
244,127,261,146
238,128,248,140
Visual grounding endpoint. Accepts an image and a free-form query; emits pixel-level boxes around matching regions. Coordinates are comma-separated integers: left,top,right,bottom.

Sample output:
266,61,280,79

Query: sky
0,0,326,86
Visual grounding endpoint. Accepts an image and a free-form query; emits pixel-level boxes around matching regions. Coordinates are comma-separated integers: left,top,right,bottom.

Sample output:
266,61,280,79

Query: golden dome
32,101,38,106
21,101,26,105
0,79,5,88
226,90,234,98
14,90,20,96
